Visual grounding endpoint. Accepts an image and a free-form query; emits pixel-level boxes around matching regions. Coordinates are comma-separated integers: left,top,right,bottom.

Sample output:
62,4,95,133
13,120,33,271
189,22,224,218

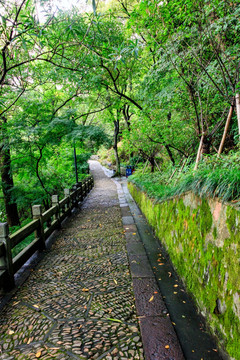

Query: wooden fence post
64,189,71,215
73,185,77,208
32,205,45,250
52,195,61,229
87,178,90,193
83,181,86,199
77,182,82,202
0,222,14,289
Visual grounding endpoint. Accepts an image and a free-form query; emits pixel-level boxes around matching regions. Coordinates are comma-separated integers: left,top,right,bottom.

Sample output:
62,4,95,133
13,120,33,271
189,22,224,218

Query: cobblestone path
0,161,144,360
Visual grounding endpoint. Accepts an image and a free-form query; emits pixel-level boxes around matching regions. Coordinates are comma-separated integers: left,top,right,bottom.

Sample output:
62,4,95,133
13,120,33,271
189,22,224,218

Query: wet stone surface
0,161,144,360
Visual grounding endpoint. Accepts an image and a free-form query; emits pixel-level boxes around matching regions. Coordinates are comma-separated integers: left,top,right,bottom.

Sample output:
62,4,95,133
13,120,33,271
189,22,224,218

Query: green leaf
107,318,123,323
1,15,6,29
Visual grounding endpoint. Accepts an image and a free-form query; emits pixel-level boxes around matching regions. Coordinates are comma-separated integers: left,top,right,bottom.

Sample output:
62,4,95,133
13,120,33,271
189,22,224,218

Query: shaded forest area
0,0,239,228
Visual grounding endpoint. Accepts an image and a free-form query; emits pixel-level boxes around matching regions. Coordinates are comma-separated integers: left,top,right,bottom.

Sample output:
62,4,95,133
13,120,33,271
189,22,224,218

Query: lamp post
73,144,78,183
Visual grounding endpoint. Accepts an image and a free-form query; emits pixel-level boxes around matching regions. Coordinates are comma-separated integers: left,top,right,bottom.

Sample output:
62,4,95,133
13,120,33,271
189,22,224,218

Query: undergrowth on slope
129,152,240,203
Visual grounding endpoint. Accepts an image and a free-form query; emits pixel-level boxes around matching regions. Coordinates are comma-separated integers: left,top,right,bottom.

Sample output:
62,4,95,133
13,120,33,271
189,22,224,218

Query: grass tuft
129,152,240,203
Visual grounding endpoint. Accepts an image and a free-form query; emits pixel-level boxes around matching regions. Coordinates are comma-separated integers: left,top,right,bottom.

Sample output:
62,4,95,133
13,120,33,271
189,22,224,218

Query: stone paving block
49,319,144,359
132,278,168,316
120,206,132,217
81,272,132,293
120,202,129,207
129,255,155,278
0,303,53,352
123,223,137,232
89,287,137,322
126,241,146,256
122,215,135,225
139,316,185,360
0,344,73,359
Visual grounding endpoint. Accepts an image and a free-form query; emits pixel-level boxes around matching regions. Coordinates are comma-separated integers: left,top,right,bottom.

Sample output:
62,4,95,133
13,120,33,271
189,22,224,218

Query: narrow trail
0,161,144,359
0,161,222,360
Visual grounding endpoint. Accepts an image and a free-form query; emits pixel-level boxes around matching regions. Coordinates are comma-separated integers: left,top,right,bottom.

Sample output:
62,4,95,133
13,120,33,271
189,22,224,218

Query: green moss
129,183,240,360
226,206,240,236
199,199,213,235
213,226,217,239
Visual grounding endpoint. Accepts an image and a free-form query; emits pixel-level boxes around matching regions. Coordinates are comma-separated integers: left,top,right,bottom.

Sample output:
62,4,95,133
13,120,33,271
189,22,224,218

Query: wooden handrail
10,219,40,249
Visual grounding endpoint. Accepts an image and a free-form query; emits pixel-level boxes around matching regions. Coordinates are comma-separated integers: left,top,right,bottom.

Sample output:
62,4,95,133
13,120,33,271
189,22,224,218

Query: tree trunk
0,118,20,226
194,134,204,171
236,93,240,136
123,104,131,131
201,135,211,155
113,115,120,176
218,100,235,156
149,156,155,173
165,145,175,166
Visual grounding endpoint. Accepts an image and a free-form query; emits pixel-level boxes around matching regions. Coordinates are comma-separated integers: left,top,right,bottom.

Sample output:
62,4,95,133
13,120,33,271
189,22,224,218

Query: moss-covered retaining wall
128,183,240,359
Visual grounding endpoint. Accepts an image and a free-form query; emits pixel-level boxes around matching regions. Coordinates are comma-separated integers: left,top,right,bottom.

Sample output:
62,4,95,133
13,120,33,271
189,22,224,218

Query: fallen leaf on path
107,318,122,323
27,337,34,344
149,296,154,302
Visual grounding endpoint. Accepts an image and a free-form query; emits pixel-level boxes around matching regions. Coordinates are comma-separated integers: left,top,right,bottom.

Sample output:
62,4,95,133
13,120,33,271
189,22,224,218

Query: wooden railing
0,175,94,291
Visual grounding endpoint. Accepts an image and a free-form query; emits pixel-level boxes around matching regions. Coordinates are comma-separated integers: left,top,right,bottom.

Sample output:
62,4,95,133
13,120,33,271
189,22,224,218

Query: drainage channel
116,178,224,360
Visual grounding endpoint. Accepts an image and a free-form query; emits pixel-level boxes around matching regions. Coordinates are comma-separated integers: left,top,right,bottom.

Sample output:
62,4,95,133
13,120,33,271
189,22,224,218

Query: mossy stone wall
128,183,240,360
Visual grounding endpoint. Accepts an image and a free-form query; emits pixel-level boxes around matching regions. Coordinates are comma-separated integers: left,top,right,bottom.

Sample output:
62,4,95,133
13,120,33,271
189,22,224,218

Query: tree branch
0,89,25,117
73,103,113,122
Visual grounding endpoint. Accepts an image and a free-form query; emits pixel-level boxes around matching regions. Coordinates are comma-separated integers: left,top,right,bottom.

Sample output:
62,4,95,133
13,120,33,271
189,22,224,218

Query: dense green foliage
0,1,239,356
0,0,239,226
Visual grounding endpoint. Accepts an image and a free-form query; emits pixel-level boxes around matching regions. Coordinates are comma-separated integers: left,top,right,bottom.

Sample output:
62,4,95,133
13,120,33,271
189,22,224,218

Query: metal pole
74,145,78,183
